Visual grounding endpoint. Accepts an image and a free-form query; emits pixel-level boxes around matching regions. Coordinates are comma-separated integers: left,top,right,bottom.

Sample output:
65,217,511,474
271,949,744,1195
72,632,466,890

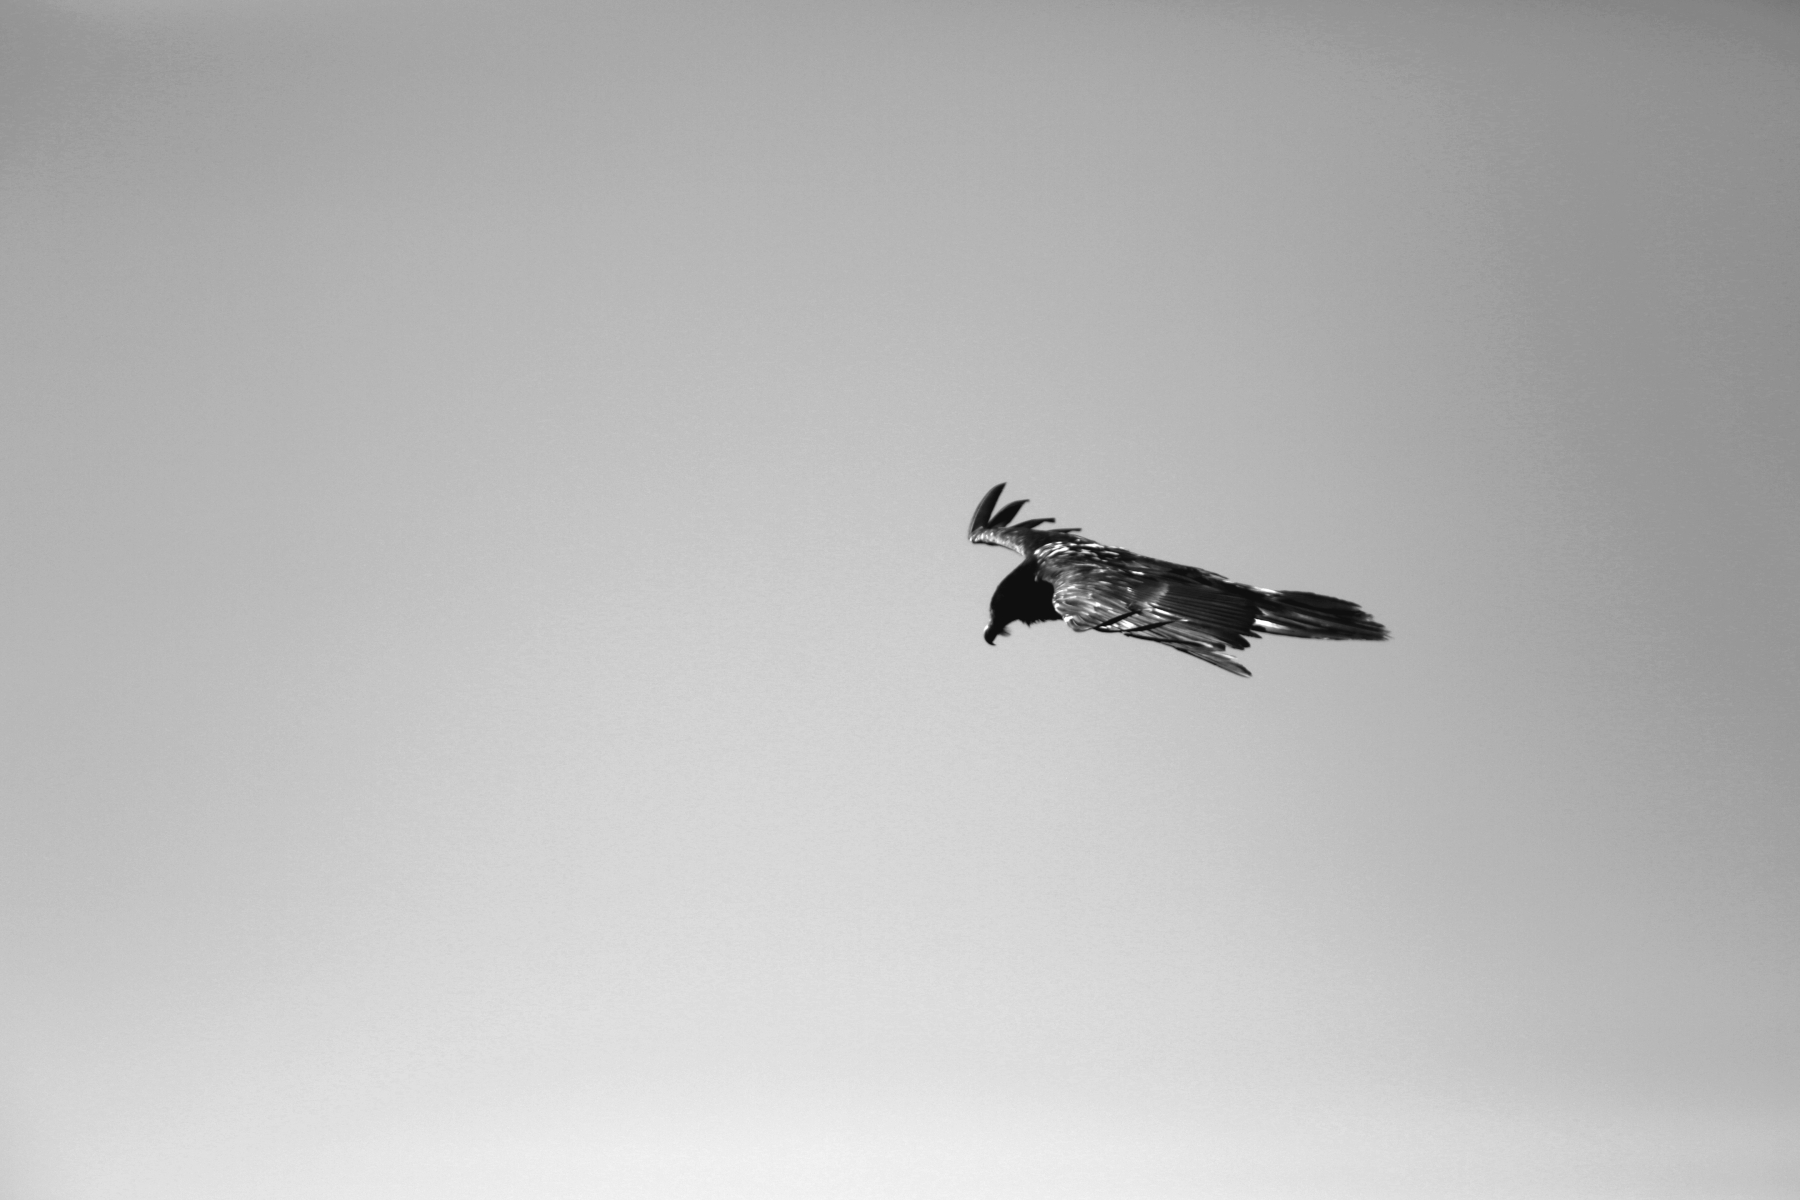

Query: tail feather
1255,590,1388,641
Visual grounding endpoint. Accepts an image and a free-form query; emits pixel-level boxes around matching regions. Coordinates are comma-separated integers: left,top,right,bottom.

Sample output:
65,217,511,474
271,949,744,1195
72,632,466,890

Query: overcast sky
4,1,1798,1197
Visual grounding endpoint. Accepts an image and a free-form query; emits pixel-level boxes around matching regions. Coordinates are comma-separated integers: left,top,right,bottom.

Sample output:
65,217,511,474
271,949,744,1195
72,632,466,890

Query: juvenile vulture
968,483,1387,677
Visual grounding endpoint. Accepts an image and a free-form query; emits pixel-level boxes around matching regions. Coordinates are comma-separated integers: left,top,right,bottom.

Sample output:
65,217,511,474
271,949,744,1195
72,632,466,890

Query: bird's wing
967,482,1084,556
1044,545,1262,677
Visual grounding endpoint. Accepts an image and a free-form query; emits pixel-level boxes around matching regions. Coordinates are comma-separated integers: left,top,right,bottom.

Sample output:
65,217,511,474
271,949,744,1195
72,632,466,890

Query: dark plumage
968,483,1388,677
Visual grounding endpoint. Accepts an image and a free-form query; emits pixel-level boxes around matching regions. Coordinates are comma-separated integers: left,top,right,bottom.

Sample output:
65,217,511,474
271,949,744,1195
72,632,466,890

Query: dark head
984,558,1059,645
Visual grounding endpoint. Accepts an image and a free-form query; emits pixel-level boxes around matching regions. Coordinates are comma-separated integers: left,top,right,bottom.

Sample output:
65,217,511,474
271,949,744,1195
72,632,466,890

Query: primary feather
967,483,1388,677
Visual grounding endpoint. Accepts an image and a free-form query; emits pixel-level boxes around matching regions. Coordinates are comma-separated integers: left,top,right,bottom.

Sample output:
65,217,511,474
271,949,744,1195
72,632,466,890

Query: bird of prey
968,483,1388,677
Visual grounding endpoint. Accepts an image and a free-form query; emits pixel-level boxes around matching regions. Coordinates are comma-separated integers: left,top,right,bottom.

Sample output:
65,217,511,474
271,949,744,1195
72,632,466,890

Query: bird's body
969,483,1387,677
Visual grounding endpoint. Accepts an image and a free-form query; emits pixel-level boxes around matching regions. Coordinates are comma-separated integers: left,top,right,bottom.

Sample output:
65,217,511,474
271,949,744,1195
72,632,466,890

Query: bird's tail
1255,591,1389,641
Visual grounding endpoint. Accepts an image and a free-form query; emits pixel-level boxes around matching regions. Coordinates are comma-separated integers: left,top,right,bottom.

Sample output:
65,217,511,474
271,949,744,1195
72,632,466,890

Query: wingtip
969,482,1007,537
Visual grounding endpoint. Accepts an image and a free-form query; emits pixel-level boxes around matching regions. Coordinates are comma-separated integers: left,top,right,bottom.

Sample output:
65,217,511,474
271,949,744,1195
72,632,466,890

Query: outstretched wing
1043,544,1262,677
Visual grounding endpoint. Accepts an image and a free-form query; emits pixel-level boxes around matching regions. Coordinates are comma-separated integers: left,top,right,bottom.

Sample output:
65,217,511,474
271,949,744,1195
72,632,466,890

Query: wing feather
1043,545,1262,675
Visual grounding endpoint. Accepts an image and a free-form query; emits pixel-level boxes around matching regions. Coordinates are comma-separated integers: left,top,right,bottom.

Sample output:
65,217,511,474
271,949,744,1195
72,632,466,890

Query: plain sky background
4,0,1798,1196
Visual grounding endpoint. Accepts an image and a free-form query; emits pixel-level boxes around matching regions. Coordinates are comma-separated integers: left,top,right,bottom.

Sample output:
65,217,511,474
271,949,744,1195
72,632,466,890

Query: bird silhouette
968,483,1388,677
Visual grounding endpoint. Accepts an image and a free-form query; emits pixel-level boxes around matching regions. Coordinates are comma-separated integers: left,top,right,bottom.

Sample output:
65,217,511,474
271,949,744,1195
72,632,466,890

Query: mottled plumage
968,483,1388,677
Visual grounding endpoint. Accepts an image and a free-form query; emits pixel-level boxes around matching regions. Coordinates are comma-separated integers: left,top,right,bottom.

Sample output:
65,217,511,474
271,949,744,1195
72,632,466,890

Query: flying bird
968,483,1388,677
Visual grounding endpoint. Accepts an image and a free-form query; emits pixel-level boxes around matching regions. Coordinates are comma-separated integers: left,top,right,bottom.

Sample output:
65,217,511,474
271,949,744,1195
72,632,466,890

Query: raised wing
967,483,1083,556
1042,543,1262,677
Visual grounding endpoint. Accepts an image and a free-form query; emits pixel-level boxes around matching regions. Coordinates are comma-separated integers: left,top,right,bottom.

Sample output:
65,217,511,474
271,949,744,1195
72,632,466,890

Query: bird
968,483,1388,677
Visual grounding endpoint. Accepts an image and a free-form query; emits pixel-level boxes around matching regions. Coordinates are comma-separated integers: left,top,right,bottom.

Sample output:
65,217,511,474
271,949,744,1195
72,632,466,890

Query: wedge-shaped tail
1252,590,1390,641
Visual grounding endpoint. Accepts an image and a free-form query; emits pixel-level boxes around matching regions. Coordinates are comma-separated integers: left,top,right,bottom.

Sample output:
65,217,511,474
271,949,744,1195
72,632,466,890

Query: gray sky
4,0,1798,1196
